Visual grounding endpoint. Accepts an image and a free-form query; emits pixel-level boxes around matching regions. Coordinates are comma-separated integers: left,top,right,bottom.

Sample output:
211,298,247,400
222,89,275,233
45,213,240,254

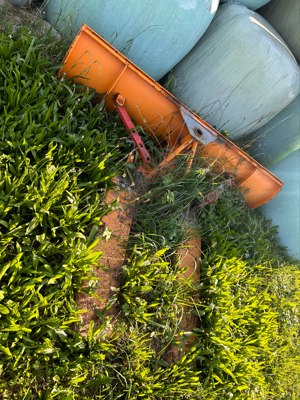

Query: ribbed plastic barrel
220,0,271,10
260,149,300,260
260,0,300,62
44,0,220,81
249,93,300,168
171,3,300,139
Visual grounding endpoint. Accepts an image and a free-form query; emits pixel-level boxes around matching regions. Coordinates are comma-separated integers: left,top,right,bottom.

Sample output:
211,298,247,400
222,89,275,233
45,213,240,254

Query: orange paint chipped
168,217,201,362
177,236,201,348
76,177,135,336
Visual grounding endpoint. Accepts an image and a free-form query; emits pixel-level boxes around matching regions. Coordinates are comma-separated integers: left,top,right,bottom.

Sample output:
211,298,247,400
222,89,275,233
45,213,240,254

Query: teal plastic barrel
249,93,300,168
260,0,300,62
260,149,300,260
220,0,271,10
171,3,300,139
44,0,220,81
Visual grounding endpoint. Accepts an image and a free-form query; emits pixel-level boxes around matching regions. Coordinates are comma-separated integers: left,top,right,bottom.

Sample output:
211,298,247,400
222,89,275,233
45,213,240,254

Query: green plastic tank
259,0,300,62
44,0,220,81
220,0,271,10
171,3,300,139
260,149,300,260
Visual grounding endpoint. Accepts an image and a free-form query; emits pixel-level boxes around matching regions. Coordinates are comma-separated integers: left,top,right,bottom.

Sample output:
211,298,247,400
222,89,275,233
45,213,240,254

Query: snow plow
60,24,283,347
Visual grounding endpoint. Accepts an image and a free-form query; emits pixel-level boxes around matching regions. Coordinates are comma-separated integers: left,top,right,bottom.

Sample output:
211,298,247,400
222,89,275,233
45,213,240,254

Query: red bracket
114,93,151,164
200,179,233,207
203,191,218,206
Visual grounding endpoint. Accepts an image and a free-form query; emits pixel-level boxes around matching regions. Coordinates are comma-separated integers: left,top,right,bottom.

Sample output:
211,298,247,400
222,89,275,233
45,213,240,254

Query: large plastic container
171,3,300,139
260,149,300,260
260,0,300,62
249,93,300,168
44,0,220,81
220,0,271,10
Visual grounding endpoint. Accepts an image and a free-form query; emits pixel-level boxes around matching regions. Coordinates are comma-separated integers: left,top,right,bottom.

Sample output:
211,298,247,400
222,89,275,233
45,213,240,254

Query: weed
197,186,290,265
128,156,215,254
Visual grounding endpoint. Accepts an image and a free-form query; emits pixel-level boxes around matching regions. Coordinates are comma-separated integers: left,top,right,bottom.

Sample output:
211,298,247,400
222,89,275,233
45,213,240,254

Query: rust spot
193,127,204,142
178,134,184,145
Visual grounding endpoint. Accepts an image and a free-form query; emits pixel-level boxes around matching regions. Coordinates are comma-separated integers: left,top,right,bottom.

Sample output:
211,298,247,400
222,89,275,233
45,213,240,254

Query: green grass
124,161,300,399
0,23,299,400
0,25,202,400
195,246,300,399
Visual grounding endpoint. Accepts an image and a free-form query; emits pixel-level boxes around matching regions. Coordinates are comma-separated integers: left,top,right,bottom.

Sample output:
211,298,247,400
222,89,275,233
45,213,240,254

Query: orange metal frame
59,23,283,209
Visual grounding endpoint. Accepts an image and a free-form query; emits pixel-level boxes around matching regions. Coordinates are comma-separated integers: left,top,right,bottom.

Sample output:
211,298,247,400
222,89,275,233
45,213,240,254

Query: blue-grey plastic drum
249,93,300,169
44,0,220,81
220,0,271,11
260,0,300,62
171,3,300,139
260,149,300,260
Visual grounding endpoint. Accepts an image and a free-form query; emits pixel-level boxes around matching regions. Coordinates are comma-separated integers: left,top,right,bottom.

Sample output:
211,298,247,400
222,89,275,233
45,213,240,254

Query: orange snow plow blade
59,24,283,209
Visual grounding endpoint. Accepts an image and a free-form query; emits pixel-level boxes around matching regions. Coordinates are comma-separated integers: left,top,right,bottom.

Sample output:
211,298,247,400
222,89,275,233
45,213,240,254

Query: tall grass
0,21,299,400
0,25,203,400
123,153,299,399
